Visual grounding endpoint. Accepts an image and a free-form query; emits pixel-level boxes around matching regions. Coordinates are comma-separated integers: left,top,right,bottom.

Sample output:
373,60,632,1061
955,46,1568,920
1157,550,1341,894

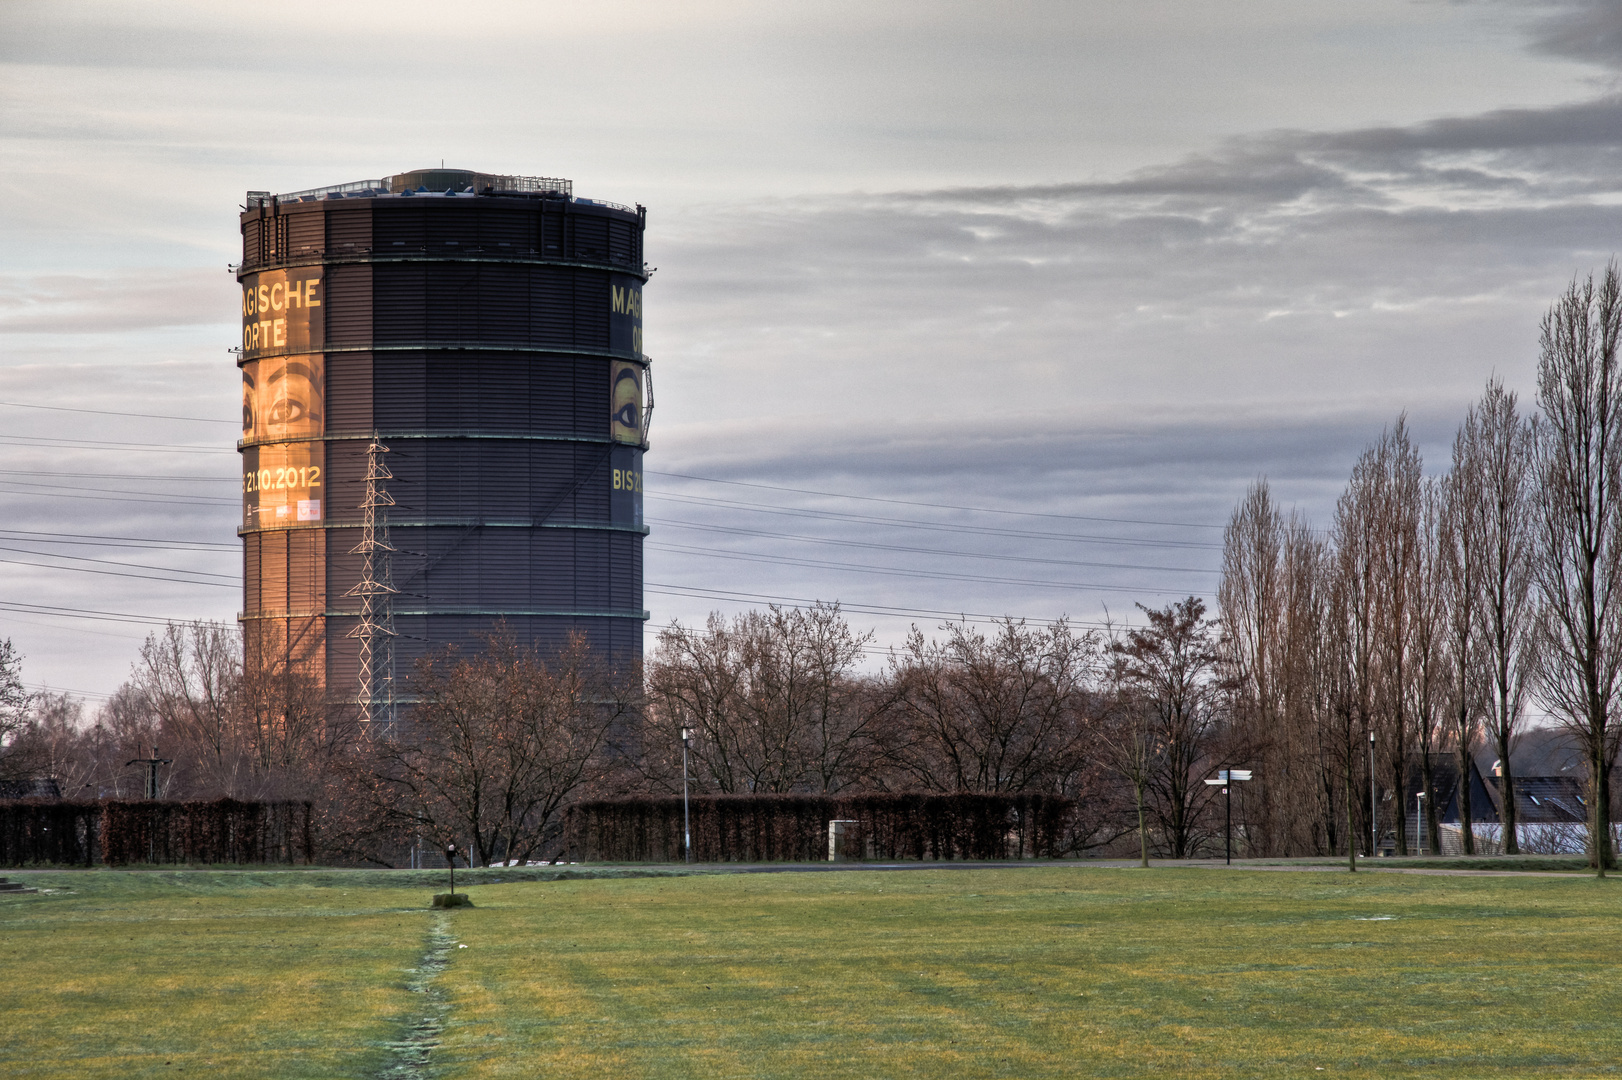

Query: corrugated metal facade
237,173,648,703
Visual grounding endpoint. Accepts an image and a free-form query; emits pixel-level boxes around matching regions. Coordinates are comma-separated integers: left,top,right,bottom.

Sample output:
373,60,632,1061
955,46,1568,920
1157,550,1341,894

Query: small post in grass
1204,768,1252,864
433,840,473,908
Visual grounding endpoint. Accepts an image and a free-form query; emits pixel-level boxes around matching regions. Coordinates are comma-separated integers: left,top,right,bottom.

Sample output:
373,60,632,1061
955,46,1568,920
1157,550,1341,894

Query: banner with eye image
242,353,325,528
610,359,644,445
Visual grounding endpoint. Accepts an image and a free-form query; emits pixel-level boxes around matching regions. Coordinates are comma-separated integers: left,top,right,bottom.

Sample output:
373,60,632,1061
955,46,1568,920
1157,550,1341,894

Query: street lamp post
1416,791,1426,857
680,727,693,864
1204,769,1253,864
1369,730,1378,857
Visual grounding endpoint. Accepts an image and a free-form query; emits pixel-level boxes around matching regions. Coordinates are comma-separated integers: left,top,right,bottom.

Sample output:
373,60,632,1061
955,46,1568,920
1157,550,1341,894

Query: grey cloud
1529,0,1622,70
0,271,236,334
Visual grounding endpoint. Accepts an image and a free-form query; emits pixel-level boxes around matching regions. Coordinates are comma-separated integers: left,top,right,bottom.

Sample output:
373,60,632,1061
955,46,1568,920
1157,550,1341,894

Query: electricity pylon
347,438,397,729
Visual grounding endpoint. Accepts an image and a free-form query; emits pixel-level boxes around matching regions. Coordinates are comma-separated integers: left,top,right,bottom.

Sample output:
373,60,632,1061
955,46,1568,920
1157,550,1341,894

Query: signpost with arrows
1204,768,1253,864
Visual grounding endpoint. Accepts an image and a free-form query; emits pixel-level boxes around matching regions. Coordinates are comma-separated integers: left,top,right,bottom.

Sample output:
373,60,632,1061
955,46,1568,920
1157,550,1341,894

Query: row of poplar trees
1221,267,1622,872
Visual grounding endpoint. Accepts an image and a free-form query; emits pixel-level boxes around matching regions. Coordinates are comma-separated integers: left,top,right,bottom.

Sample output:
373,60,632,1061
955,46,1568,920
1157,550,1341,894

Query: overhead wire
651,541,1198,594
647,517,1216,575
0,400,237,425
647,490,1222,550
647,468,1226,531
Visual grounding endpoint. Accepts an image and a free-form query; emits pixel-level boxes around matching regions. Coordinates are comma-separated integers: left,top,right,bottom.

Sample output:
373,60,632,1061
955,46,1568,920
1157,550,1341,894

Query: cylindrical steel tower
235,168,648,712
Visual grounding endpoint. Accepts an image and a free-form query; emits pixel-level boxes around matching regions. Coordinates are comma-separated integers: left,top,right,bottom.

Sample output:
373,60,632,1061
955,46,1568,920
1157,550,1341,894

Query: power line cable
647,490,1222,550
0,478,238,505
0,543,239,581
0,400,237,425
651,541,1198,594
644,582,1130,629
647,517,1215,575
0,469,235,483
648,469,1225,530
0,528,236,551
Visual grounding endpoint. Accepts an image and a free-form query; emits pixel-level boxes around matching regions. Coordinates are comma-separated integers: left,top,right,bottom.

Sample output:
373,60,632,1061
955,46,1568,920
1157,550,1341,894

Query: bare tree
888,617,1097,796
0,639,34,792
376,631,637,867
1219,481,1343,857
240,618,353,799
128,621,245,797
1097,666,1157,868
1109,598,1222,859
85,684,162,798
1439,422,1488,854
7,693,95,798
1462,378,1540,853
646,614,749,792
1532,265,1622,874
1411,479,1448,854
1219,480,1285,845
1369,418,1424,856
1283,519,1343,857
1332,430,1393,865
646,604,887,794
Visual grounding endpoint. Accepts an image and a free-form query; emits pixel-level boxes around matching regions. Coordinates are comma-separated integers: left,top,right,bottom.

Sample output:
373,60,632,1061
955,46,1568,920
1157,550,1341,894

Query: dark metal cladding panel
573,355,609,433
570,529,611,607
326,352,374,435
326,204,372,255
374,204,426,249
479,208,533,251
287,208,324,259
611,531,643,609
572,214,609,261
258,530,288,614
243,532,262,615
324,264,372,344
423,441,476,519
607,217,638,267
242,217,262,268
530,266,574,343
571,270,610,348
478,271,529,344
287,528,327,612
539,205,565,254
374,351,427,428
424,264,474,340
324,613,361,689
425,205,477,249
321,438,370,527
325,535,365,615
476,356,530,430
373,264,427,343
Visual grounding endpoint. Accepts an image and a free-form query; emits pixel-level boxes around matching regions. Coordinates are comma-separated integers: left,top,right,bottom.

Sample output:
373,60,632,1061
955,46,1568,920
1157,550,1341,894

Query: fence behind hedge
0,799,314,866
564,792,1078,862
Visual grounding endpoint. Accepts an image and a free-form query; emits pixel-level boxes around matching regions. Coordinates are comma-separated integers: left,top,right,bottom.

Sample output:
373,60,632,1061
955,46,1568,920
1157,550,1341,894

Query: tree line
2,268,1620,873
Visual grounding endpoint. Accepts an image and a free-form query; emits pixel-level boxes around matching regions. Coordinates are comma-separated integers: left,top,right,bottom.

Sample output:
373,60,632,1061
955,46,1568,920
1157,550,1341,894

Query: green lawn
1,864,1617,1078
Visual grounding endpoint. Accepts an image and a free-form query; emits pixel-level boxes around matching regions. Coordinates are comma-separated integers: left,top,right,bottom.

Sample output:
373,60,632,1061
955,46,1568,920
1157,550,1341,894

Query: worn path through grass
2,865,1618,1078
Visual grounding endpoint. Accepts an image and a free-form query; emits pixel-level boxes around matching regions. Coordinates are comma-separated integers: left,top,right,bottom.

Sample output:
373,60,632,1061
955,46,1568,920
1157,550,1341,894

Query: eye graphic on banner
242,353,325,527
611,361,643,445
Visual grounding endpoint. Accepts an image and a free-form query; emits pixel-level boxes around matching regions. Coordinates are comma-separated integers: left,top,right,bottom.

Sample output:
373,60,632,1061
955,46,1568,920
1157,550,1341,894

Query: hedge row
0,799,314,866
563,792,1077,862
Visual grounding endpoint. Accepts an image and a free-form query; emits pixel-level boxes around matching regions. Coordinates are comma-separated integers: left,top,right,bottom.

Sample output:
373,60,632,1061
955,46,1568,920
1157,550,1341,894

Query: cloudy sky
2,0,1620,700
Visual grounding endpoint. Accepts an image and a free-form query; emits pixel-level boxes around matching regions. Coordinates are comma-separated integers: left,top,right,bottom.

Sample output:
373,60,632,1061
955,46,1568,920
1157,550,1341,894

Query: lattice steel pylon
346,438,397,728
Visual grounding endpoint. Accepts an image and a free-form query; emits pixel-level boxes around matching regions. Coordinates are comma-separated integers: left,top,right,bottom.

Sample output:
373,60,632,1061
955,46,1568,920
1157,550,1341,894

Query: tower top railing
247,169,583,208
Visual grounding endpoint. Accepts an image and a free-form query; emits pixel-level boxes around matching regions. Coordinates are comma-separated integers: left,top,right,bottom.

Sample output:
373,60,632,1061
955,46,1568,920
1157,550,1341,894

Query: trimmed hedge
564,792,1076,862
0,799,314,867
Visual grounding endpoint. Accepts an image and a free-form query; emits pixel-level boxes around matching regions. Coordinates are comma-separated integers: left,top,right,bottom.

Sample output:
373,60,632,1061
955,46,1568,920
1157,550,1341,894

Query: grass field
1,863,1618,1078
